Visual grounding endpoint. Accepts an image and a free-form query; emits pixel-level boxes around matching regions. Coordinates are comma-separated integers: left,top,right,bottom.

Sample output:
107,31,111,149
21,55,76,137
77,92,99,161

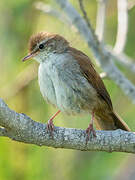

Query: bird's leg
86,111,96,143
47,110,61,133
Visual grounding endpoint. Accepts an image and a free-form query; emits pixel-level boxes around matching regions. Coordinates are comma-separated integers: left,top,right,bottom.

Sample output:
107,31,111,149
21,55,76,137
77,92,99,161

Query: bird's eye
39,44,44,50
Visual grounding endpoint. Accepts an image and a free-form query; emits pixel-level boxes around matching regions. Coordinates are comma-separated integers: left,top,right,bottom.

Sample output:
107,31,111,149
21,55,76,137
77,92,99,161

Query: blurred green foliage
0,0,135,179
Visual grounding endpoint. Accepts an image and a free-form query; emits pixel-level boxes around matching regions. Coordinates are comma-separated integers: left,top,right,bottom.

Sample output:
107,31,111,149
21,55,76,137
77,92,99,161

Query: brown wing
68,47,113,110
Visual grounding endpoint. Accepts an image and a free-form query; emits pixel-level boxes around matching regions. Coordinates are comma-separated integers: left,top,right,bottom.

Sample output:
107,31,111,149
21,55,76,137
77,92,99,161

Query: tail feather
111,112,130,131
94,110,130,131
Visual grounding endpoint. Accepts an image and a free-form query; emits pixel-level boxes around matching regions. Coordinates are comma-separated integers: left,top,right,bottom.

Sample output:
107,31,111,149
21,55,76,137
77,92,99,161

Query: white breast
38,53,97,114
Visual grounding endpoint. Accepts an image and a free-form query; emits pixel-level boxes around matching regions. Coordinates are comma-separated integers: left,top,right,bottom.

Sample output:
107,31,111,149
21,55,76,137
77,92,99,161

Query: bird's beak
22,52,36,62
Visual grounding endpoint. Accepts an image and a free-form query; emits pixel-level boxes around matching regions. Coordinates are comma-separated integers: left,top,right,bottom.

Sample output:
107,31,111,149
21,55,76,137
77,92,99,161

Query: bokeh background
0,0,135,179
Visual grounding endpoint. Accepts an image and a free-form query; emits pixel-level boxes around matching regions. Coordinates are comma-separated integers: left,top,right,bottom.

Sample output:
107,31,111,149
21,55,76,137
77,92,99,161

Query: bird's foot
46,110,61,137
47,119,54,136
85,123,96,144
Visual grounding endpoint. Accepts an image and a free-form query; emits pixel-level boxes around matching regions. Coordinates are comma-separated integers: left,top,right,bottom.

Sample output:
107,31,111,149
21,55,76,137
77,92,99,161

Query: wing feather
68,47,113,110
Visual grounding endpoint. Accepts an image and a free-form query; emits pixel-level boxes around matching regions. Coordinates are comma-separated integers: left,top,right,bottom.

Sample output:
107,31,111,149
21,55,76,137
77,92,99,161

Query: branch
95,0,108,41
95,0,135,73
0,98,135,153
78,0,91,29
95,0,132,72
79,0,135,75
107,46,135,74
114,0,128,53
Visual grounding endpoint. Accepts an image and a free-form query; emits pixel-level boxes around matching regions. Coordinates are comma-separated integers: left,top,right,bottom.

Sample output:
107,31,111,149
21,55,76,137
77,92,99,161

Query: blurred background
0,0,135,179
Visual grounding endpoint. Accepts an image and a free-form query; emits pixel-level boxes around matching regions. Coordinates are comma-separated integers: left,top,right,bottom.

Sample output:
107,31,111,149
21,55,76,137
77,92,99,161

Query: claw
47,119,54,132
47,119,54,137
86,111,96,144
86,123,96,144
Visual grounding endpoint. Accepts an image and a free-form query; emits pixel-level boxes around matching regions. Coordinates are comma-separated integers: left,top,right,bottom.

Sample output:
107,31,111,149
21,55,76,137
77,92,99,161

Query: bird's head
22,32,69,63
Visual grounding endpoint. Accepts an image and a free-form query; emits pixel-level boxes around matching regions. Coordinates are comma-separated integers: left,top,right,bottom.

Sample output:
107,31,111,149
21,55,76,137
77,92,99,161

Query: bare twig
96,0,108,41
114,0,128,53
107,46,135,73
78,0,91,29
0,98,135,153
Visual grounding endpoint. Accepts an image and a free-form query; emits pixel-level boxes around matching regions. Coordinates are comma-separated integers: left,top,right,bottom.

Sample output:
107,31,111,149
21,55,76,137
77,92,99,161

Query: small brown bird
23,32,130,141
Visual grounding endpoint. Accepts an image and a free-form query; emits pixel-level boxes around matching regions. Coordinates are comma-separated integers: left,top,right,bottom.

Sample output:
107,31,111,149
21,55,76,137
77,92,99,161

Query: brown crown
28,32,69,53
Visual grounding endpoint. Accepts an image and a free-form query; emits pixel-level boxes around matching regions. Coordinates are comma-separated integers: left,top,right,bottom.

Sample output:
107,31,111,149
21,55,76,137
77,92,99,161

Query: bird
22,32,130,141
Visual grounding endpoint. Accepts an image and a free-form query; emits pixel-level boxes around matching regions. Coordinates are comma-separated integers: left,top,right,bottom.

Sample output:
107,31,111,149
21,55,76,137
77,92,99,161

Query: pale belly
38,53,97,114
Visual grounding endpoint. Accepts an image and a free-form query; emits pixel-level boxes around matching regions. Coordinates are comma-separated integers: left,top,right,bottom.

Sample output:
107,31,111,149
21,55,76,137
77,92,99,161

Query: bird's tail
94,110,130,131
